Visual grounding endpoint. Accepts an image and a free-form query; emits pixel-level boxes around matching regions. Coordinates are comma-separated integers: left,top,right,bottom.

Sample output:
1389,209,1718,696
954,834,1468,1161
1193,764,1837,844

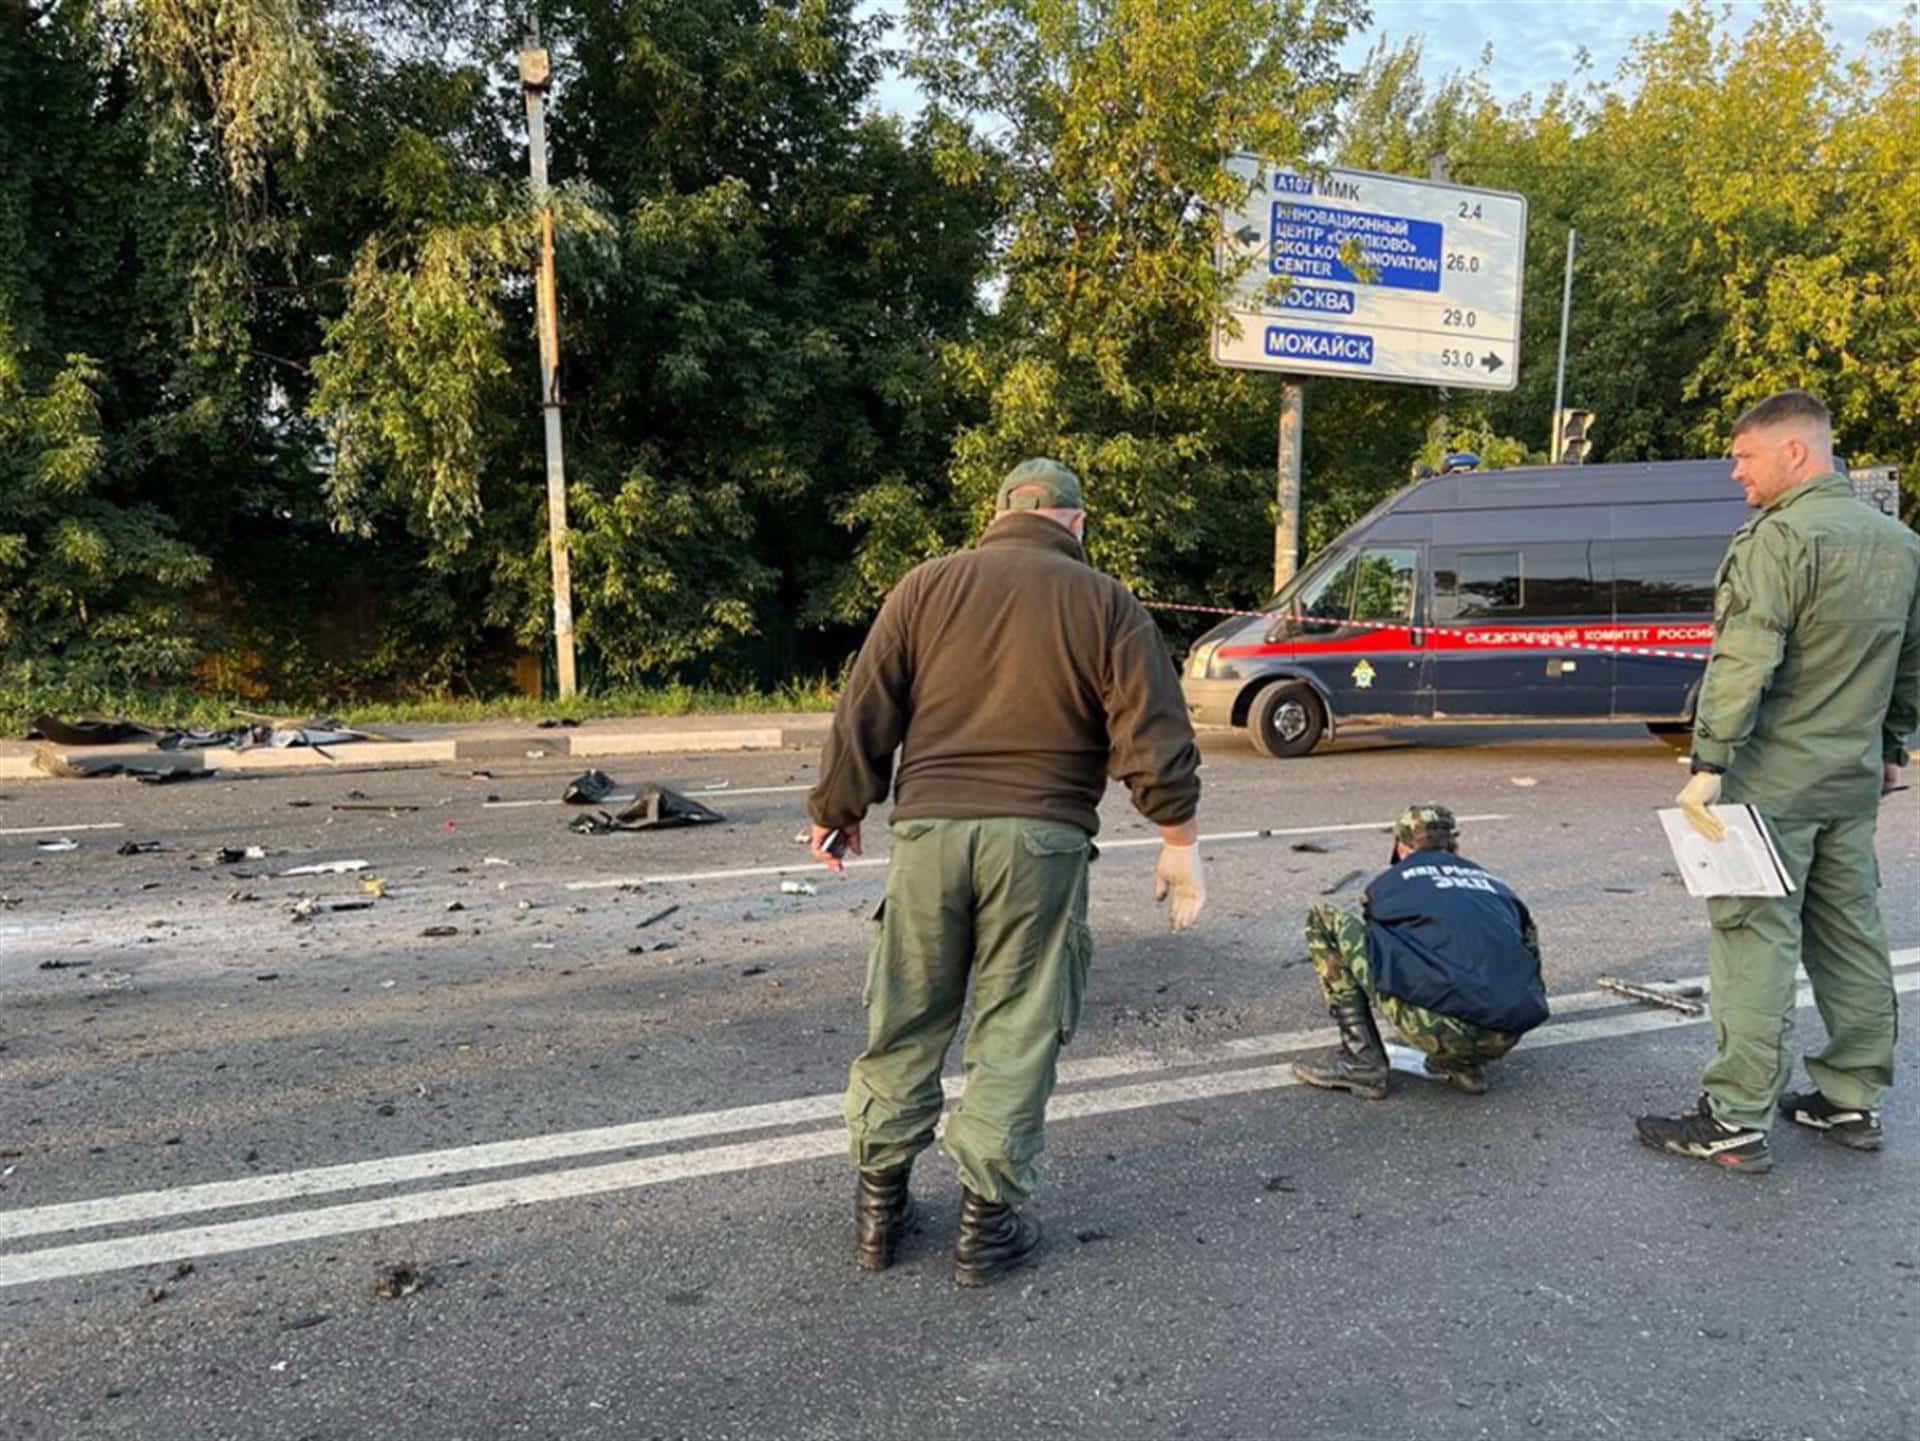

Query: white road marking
3,952,1913,1266
4,965,1916,1288
562,814,1515,891
0,823,126,837
485,784,813,810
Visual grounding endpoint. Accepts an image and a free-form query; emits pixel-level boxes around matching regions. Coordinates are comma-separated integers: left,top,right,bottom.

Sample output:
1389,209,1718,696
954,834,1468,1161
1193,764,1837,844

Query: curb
0,722,833,783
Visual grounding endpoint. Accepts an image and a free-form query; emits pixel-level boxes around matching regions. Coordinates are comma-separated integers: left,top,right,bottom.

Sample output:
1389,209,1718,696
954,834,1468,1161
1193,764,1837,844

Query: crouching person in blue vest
1293,805,1549,1098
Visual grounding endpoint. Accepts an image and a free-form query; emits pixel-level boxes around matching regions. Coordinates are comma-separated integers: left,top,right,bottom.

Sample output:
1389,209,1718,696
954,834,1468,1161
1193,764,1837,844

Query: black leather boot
952,1189,1041,1287
853,1166,915,1272
1424,1054,1489,1095
1291,995,1390,1099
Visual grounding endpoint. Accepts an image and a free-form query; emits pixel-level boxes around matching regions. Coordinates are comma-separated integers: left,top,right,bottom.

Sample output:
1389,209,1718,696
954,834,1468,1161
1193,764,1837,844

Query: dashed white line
0,822,126,837
4,966,1915,1289
561,814,1514,891
3,953,1912,1284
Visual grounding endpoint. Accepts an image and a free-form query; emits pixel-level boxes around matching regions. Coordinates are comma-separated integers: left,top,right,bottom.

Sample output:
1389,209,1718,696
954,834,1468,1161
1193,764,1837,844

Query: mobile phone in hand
822,828,849,860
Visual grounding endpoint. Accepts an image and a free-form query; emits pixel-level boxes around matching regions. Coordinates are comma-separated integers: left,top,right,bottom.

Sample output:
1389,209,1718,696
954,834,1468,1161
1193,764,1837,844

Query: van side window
1433,548,1520,620
1295,552,1358,622
1516,540,1607,617
1614,537,1723,614
1352,547,1419,621
1291,547,1417,626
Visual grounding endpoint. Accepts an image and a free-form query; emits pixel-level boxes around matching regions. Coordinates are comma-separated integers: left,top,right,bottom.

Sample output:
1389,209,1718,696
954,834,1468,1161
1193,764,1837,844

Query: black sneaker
1779,1090,1883,1152
1635,1094,1772,1173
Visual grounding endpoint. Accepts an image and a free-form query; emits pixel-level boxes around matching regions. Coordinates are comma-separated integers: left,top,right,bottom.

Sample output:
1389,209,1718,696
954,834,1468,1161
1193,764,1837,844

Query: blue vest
1363,849,1549,1035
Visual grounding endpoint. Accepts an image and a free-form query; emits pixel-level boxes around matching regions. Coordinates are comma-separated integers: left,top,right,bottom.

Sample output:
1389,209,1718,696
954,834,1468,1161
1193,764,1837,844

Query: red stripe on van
1216,620,1713,661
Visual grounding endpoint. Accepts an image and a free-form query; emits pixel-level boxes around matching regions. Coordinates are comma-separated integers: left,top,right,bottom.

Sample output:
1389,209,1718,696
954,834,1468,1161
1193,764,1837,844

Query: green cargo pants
845,817,1092,1206
1703,811,1898,1131
1304,902,1519,1065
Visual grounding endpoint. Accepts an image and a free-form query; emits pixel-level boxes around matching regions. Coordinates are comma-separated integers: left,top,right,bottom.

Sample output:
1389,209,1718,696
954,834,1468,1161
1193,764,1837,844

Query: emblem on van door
1351,659,1376,689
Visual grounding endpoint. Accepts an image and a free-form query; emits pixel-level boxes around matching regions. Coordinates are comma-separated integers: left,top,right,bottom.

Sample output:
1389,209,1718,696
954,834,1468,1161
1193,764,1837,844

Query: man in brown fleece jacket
807,457,1204,1286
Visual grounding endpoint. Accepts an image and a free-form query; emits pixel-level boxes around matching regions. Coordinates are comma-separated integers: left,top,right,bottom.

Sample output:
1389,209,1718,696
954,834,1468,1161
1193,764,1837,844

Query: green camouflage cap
995,458,1084,513
1394,803,1458,850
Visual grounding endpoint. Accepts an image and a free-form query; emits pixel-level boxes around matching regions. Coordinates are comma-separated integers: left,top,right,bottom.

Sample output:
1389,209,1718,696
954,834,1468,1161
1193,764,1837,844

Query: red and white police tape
1140,600,1714,663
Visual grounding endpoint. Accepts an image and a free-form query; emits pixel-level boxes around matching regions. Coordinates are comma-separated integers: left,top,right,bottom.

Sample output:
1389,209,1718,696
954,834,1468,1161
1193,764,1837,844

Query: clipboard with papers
1657,805,1796,898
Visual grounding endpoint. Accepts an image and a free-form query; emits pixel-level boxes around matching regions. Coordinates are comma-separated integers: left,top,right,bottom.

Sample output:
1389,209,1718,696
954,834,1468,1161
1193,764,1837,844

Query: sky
866,0,1905,116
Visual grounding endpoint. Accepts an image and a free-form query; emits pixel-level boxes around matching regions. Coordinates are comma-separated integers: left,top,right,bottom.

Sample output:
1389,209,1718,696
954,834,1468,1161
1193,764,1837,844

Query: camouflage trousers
1304,902,1518,1065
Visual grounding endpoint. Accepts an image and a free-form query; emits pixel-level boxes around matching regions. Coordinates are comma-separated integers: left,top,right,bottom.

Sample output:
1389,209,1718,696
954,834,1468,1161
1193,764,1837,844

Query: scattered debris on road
373,1263,425,1299
280,858,370,877
35,838,78,852
420,925,459,938
637,904,680,928
1595,976,1706,1015
780,880,818,896
217,845,268,864
567,784,725,835
564,769,619,805
1319,868,1367,895
115,840,164,856
37,958,89,970
1290,840,1331,853
26,714,159,745
332,802,420,813
286,896,375,921
1510,776,1539,788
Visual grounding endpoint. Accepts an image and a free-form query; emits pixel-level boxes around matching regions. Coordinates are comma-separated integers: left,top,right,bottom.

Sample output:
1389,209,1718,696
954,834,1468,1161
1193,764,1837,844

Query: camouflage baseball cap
1394,803,1458,850
995,458,1084,513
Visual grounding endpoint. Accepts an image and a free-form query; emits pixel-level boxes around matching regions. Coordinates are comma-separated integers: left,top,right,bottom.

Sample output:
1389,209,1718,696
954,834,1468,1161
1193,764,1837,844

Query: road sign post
1274,379,1303,592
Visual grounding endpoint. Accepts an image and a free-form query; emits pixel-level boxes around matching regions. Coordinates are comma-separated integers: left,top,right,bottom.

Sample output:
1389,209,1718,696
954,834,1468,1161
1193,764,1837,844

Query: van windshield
1261,549,1347,613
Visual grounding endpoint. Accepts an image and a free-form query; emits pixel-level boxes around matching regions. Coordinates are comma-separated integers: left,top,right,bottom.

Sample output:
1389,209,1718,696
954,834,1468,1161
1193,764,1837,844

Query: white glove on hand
1153,841,1206,931
1676,771,1726,842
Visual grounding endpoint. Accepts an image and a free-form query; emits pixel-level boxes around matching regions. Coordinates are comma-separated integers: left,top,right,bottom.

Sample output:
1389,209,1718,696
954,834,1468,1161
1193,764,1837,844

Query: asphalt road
2,723,1916,1441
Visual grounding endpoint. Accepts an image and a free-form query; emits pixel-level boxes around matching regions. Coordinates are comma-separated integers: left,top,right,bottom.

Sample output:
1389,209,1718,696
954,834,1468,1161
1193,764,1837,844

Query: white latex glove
1676,771,1726,842
1153,841,1206,930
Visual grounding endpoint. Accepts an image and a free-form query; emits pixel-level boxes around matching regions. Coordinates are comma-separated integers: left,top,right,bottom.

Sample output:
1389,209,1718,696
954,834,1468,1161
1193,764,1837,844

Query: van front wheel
1248,680,1325,759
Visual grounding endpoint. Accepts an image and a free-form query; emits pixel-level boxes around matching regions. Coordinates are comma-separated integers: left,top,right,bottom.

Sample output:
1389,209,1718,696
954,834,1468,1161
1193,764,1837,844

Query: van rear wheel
1248,680,1325,759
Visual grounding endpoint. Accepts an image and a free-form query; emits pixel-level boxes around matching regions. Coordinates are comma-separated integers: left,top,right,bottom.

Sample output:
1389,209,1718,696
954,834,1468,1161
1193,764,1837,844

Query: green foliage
2,0,1915,713
0,333,210,684
910,0,1366,613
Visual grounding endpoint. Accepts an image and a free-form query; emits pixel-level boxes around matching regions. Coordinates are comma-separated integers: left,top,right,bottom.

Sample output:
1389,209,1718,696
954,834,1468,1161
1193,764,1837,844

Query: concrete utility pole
1274,379,1304,593
520,25,578,698
1551,227,1577,464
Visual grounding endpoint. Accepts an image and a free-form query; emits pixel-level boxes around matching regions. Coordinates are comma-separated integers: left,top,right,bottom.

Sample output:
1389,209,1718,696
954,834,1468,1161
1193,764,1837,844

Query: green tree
0,333,209,686
907,0,1365,612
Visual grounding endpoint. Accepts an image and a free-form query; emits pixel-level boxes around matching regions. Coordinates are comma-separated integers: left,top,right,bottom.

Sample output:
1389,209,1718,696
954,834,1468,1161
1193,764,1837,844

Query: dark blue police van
1180,459,1751,757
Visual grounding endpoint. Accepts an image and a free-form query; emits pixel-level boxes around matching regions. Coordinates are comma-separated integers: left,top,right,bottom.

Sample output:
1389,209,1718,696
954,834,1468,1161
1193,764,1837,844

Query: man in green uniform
1293,805,1547,1100
808,458,1204,1285
1639,390,1920,1173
